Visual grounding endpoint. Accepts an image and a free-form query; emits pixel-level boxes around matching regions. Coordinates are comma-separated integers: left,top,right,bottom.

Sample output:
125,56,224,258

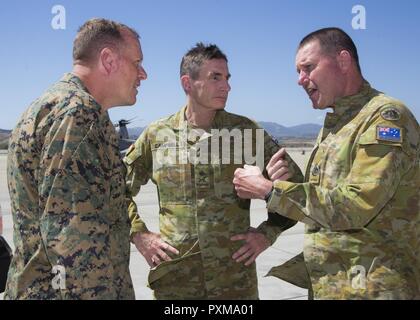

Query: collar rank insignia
376,126,402,142
381,107,401,121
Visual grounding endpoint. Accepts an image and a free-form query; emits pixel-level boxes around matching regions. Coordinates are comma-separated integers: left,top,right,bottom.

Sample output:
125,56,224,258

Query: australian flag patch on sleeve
376,126,402,142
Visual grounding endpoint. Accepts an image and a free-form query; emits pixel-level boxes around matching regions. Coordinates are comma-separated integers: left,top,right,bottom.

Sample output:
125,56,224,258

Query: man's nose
298,70,308,86
221,80,231,92
138,66,147,80
225,81,231,92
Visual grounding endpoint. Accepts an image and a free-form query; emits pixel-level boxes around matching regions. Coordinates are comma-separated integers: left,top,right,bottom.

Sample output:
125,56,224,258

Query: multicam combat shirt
125,106,303,299
267,82,420,299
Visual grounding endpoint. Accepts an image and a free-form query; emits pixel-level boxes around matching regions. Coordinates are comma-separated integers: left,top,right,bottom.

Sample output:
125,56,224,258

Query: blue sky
0,0,419,129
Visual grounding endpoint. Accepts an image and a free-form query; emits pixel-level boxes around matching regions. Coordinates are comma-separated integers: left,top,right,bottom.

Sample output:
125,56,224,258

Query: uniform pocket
151,146,192,204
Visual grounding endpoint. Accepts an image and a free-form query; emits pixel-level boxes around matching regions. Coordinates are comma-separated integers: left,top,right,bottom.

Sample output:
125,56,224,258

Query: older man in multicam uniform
233,27,419,299
5,18,147,299
124,43,303,299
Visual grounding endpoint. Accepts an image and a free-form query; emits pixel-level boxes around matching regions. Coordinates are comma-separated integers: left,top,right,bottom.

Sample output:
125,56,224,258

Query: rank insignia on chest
376,126,402,142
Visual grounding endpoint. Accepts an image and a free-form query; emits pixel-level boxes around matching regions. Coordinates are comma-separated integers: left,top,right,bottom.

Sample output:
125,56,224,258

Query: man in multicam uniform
233,27,419,299
5,18,147,299
124,43,303,299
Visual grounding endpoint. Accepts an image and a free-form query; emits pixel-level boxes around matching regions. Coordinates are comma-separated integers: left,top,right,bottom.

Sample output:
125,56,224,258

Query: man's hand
132,231,179,267
233,165,273,199
267,148,290,182
231,227,270,266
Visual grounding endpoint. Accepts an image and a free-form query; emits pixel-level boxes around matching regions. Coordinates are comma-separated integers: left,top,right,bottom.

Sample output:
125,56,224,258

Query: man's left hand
231,227,270,266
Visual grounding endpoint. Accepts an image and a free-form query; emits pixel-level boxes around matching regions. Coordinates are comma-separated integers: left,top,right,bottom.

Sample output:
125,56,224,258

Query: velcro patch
376,126,402,142
381,107,401,121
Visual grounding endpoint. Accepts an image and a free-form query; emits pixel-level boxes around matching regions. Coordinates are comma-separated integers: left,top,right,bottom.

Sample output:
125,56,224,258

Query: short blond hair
73,18,139,64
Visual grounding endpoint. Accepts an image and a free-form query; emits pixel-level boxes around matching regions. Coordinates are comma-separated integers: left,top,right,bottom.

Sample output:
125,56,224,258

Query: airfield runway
0,148,310,300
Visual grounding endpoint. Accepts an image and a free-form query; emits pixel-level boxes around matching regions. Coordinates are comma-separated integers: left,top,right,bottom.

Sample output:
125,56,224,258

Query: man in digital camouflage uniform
124,43,303,299
5,18,147,299
233,27,419,299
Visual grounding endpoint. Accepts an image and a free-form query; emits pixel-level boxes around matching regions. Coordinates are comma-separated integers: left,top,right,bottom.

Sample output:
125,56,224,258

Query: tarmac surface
0,148,310,300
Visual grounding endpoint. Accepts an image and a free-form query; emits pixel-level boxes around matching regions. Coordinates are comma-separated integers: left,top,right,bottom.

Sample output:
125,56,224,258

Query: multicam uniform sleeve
123,128,153,238
39,107,117,299
256,128,304,244
267,107,419,231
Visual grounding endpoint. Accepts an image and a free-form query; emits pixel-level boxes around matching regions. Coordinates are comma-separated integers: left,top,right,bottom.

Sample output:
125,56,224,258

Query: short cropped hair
180,42,228,79
299,27,361,73
73,18,139,64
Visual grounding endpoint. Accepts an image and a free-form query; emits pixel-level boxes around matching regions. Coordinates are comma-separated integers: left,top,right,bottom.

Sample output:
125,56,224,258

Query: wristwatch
264,187,274,202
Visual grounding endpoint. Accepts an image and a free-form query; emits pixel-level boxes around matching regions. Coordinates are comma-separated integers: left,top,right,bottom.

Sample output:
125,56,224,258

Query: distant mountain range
0,122,321,150
127,122,322,140
0,130,11,139
259,122,322,138
0,129,12,135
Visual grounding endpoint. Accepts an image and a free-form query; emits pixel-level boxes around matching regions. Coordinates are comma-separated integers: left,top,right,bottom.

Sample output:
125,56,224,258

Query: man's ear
99,47,119,75
337,50,352,73
181,75,191,93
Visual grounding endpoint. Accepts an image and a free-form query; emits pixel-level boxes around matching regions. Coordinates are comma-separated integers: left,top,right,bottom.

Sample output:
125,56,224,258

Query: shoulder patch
376,126,402,142
381,107,401,121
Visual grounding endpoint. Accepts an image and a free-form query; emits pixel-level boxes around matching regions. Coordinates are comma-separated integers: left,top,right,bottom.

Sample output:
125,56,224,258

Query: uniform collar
60,73,106,115
323,80,374,129
61,73,91,94
332,80,373,117
172,105,228,131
